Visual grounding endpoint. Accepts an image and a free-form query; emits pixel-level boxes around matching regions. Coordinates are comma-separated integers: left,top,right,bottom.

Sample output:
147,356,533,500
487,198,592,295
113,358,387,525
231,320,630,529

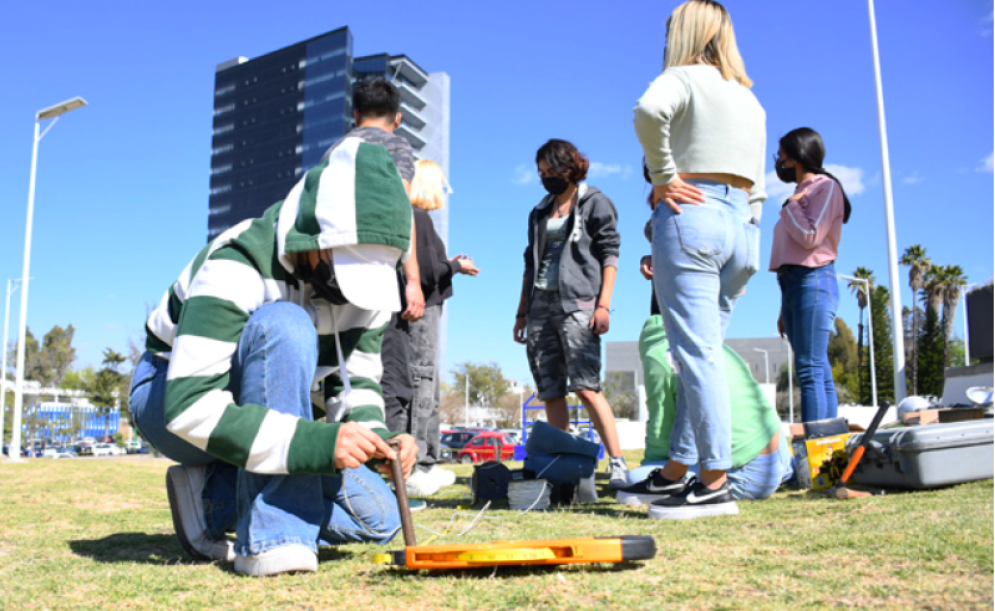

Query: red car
456,432,516,464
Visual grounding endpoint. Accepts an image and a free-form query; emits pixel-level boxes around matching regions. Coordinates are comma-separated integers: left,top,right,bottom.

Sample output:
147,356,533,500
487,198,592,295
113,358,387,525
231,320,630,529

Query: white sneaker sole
235,544,318,577
166,466,234,562
648,501,739,520
615,491,670,506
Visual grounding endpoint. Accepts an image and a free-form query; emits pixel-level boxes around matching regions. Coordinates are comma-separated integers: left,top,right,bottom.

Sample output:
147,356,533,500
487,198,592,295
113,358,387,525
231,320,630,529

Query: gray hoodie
522,184,620,313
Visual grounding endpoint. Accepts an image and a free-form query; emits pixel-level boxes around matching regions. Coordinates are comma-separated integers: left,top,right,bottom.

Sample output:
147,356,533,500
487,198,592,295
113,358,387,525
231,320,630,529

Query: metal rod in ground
389,440,417,547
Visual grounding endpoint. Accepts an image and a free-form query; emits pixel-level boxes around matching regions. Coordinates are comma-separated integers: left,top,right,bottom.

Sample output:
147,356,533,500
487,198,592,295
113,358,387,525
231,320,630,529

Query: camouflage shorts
526,289,603,401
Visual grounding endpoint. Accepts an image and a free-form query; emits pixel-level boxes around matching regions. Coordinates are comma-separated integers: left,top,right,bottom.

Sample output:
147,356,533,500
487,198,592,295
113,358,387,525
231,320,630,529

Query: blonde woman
628,0,767,519
395,159,479,497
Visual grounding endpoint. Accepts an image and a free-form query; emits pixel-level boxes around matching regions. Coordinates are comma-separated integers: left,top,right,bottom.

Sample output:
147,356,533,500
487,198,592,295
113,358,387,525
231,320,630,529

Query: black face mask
297,257,348,305
775,158,796,183
541,175,570,195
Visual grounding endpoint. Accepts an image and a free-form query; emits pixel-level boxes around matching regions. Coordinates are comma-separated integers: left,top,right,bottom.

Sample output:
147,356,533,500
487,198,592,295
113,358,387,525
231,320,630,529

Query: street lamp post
786,340,794,424
1,279,25,455
753,348,770,385
464,375,471,428
840,274,878,410
866,0,907,403
8,97,87,463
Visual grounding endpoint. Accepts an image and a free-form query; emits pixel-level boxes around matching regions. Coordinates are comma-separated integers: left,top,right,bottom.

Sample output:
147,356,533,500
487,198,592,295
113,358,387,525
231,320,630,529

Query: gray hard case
847,419,994,489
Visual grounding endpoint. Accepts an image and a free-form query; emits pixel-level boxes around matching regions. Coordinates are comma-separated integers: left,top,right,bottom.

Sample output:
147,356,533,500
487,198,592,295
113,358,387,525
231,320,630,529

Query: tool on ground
831,401,892,499
381,440,657,571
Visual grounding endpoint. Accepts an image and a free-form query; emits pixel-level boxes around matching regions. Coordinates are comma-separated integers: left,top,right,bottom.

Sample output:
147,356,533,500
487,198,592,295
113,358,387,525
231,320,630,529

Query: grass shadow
69,533,192,565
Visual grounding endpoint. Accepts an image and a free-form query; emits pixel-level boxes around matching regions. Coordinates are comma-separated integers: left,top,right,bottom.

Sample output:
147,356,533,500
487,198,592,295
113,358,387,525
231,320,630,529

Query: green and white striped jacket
144,139,411,476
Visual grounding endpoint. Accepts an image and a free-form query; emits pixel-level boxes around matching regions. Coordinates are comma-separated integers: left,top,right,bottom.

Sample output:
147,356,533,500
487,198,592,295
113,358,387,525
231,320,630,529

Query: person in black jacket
400,160,479,497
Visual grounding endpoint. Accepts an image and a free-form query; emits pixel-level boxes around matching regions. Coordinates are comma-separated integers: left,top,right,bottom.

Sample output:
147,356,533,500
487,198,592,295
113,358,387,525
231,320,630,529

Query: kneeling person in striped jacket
130,139,418,577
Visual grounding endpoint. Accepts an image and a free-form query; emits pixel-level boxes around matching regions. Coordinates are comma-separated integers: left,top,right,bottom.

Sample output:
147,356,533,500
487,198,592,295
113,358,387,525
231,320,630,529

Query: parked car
438,445,453,463
575,425,601,444
441,430,476,451
455,432,516,464
125,439,146,454
43,448,77,459
91,443,123,457
75,442,94,456
497,429,523,445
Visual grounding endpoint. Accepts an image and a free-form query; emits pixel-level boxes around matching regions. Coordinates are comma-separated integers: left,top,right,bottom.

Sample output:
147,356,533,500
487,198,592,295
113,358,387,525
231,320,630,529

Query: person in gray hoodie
513,139,630,489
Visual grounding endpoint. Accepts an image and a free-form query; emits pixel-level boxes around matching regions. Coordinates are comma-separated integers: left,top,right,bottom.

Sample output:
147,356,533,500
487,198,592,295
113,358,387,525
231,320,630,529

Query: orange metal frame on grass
385,441,655,571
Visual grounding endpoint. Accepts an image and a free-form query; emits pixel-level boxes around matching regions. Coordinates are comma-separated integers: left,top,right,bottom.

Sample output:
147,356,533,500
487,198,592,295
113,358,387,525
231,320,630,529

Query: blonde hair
663,0,752,87
409,159,449,211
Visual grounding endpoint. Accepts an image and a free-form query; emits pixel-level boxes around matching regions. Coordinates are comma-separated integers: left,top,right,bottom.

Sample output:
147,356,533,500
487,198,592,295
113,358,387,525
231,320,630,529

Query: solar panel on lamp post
7,97,87,464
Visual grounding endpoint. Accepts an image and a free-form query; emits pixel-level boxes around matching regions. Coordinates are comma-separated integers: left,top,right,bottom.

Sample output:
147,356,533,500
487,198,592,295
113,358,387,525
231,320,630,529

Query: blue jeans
129,302,400,555
650,180,760,471
631,434,795,501
778,263,840,422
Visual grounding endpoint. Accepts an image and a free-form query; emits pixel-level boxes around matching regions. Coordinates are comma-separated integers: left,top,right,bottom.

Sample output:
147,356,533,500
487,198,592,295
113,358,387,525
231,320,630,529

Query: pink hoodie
768,174,844,271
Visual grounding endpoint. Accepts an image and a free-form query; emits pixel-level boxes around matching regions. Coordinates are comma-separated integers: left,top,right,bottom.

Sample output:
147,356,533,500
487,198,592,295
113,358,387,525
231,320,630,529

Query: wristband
597,305,610,312
516,312,526,319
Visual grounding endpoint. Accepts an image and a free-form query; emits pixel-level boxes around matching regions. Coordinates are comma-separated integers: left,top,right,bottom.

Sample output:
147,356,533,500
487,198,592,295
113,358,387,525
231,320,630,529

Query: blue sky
0,0,991,387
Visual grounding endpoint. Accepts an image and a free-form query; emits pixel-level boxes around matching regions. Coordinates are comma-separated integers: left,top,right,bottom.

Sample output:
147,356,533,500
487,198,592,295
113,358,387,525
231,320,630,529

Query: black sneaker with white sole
648,478,739,520
615,468,690,506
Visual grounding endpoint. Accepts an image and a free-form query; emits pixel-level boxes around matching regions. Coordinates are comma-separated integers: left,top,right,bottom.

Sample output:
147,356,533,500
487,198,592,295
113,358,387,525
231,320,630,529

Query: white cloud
764,163,865,204
512,164,536,185
902,172,924,185
764,171,794,203
824,164,866,195
977,152,993,173
588,162,634,180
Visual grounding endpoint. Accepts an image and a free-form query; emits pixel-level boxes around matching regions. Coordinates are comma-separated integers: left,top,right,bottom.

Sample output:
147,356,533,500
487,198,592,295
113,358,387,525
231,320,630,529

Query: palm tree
938,265,968,368
922,265,945,320
102,348,126,373
900,245,931,394
849,267,875,404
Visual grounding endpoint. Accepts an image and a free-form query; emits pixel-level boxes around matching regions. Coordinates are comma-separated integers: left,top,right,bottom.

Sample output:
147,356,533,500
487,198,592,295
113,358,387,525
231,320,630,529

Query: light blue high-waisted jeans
129,302,400,556
650,180,760,471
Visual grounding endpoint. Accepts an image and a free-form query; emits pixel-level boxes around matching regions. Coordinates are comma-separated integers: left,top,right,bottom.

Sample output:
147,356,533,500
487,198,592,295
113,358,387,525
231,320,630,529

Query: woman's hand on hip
777,313,786,338
590,308,610,335
652,178,705,214
513,317,527,344
639,255,654,280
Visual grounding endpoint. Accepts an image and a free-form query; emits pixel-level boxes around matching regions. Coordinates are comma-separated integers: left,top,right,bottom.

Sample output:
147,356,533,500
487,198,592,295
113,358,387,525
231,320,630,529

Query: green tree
869,285,895,405
900,245,931,394
917,302,944,397
938,265,968,368
8,325,77,387
603,371,638,420
827,317,858,402
451,362,510,407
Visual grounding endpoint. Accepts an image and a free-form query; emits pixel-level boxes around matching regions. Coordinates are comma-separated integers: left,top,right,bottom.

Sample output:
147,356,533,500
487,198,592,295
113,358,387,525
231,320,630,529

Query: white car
91,443,123,457
43,448,77,459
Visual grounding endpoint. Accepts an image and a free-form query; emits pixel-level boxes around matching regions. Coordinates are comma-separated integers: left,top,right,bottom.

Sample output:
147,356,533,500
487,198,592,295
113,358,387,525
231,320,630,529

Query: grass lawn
0,452,991,611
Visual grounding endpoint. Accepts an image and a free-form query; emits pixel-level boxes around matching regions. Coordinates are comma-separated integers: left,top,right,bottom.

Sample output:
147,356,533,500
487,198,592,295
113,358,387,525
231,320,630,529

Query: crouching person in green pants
616,305,794,506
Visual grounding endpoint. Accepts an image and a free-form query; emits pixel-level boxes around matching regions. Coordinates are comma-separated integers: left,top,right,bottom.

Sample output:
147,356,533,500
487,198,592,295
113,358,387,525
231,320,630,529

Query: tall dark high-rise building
208,27,450,244
208,26,452,368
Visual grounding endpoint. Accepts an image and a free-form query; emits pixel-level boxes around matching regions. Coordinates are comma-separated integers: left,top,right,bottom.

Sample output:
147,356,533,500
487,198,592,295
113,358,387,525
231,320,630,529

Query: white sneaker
166,465,235,562
234,544,317,577
607,457,631,490
405,468,443,498
426,465,457,487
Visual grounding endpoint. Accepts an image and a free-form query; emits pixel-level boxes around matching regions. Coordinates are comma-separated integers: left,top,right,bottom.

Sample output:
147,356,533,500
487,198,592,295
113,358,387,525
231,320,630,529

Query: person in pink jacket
770,127,852,422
